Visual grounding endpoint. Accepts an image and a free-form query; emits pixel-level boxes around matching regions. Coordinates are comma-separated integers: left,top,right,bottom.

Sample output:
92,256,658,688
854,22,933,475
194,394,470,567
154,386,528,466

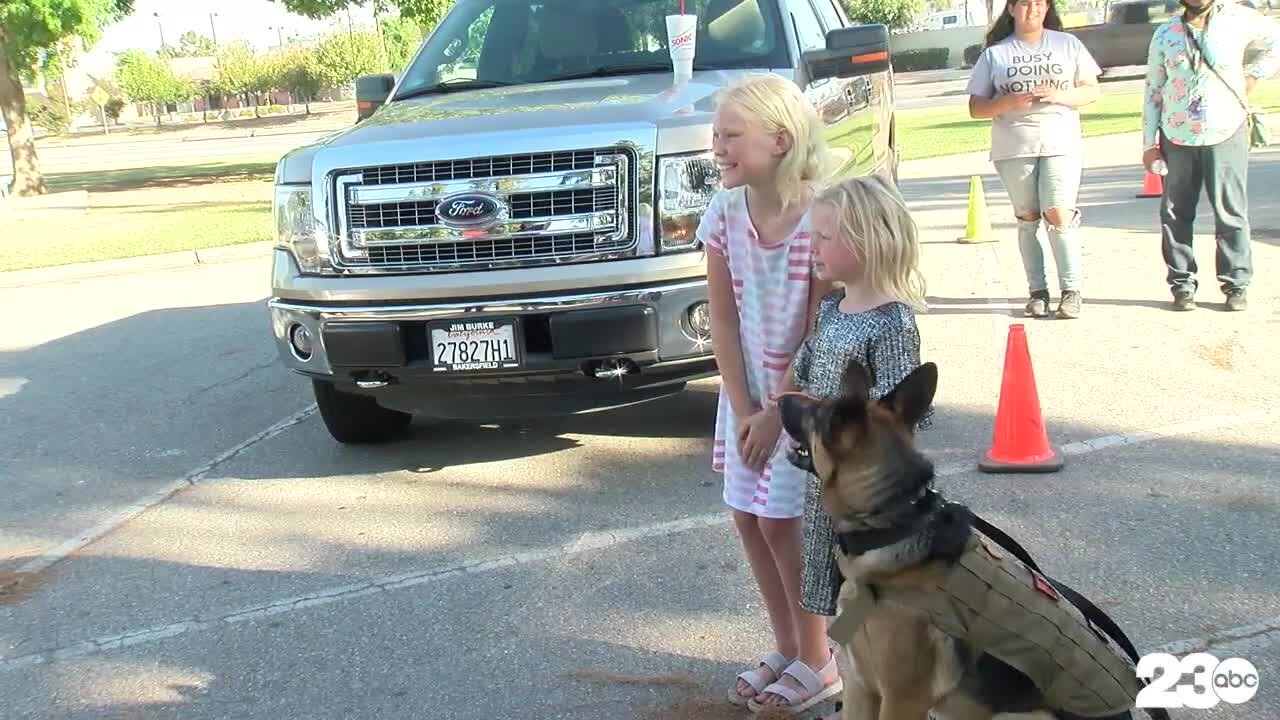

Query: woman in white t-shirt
966,0,1102,319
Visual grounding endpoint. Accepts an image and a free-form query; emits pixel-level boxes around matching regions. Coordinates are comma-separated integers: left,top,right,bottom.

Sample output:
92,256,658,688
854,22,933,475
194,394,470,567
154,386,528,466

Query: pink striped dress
697,186,816,519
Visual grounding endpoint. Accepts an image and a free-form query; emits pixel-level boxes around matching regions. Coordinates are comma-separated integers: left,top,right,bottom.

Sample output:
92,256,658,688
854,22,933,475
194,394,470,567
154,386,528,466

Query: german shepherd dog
777,359,1164,720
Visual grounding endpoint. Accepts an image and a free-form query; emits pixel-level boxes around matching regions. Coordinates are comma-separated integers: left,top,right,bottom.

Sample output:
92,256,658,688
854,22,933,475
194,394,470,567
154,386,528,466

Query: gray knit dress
791,289,933,616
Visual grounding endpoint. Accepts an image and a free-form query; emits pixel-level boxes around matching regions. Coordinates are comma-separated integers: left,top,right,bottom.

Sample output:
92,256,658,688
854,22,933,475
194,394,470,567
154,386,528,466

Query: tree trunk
0,30,49,197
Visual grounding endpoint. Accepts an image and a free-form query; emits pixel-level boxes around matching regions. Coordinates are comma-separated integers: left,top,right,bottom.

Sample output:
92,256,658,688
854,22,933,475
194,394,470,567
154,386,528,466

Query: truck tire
312,379,412,444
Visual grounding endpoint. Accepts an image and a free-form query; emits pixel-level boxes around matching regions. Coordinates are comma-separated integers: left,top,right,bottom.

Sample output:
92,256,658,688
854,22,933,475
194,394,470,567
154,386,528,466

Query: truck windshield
394,0,791,98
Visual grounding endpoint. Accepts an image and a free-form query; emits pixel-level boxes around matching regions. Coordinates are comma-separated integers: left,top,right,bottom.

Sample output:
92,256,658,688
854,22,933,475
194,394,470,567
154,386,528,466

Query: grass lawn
1,201,271,273
899,83,1280,162
2,158,276,273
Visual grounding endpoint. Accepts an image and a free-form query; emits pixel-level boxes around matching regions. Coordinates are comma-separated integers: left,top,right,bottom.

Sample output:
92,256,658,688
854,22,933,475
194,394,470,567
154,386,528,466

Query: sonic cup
666,14,697,81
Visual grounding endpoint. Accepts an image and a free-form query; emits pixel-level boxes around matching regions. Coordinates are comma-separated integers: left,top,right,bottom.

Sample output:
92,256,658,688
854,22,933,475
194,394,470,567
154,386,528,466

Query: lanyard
1182,7,1214,74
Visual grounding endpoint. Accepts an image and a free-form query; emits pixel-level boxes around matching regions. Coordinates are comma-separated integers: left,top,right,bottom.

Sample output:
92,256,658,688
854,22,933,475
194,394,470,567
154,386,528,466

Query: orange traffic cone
1136,169,1163,198
978,324,1064,474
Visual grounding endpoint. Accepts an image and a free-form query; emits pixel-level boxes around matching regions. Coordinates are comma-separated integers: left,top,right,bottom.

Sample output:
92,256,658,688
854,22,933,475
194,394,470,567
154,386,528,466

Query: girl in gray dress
749,174,933,717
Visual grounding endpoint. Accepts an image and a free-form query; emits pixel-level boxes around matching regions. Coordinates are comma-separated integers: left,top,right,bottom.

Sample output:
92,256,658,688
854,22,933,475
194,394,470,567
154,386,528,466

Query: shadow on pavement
0,299,718,572
2,411,1277,719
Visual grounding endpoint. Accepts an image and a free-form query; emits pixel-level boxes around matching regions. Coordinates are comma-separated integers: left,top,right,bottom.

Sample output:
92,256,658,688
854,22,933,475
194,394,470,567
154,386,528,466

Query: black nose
777,392,818,474
777,392,817,446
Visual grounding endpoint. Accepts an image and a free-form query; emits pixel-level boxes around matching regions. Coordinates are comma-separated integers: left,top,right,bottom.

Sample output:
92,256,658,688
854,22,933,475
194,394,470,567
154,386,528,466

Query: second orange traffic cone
1136,169,1163,198
1137,140,1165,198
978,324,1064,474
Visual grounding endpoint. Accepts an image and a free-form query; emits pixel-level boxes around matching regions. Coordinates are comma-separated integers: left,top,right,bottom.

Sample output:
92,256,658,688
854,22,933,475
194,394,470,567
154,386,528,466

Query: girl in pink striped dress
698,74,843,712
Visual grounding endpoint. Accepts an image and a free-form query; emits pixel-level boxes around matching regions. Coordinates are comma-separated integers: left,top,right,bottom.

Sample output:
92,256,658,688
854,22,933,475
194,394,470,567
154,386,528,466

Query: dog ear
818,358,872,450
877,362,937,430
817,399,865,454
839,357,872,405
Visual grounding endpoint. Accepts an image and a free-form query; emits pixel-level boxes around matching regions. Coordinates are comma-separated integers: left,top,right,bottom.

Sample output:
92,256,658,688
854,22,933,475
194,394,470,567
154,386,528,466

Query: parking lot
2,128,1277,718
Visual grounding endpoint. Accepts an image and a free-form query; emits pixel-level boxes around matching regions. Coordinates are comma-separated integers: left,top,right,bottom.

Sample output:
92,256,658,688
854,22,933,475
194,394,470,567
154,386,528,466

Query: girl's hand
1001,93,1036,114
1031,85,1058,104
737,408,782,472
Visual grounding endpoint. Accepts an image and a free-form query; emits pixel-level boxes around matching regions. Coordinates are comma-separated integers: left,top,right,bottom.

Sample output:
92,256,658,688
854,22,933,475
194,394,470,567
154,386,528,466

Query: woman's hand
1142,147,1164,174
1031,85,1058,104
1001,93,1036,114
737,407,782,473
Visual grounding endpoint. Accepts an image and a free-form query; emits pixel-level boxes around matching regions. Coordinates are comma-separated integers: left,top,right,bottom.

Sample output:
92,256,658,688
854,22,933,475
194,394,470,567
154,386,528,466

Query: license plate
428,318,521,372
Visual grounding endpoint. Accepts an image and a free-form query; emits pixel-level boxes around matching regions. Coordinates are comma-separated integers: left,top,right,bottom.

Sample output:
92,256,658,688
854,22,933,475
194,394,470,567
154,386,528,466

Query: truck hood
277,68,789,185
325,70,742,147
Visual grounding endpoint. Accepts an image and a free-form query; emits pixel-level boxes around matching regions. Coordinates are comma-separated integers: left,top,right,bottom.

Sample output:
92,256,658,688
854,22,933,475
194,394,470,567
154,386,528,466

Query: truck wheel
312,379,412,444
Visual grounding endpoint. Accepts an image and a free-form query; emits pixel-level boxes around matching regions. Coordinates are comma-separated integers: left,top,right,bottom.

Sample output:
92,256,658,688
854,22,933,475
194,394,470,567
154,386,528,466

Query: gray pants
1159,125,1252,295
994,154,1084,294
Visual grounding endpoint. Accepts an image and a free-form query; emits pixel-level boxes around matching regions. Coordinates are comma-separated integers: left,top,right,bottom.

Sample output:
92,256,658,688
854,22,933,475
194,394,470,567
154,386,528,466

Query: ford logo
436,192,506,228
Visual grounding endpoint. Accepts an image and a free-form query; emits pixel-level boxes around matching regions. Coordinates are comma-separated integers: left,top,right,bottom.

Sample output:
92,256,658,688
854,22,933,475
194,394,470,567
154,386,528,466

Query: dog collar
834,489,941,555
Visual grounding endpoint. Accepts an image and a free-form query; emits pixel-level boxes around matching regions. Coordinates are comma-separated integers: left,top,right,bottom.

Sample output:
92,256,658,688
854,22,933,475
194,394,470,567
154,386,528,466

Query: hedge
964,43,984,67
891,48,950,72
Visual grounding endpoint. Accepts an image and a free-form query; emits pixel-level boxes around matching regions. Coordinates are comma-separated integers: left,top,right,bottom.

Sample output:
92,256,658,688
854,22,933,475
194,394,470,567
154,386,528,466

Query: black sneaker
1056,291,1082,319
1225,288,1247,311
1172,290,1196,311
1025,290,1051,318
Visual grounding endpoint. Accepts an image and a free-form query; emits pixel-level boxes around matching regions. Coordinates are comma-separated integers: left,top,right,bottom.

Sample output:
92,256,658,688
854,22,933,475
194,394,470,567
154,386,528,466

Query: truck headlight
657,151,721,253
273,184,325,273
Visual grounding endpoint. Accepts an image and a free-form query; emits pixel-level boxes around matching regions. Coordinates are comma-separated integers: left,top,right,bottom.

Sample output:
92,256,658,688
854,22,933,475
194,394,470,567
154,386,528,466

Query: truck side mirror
801,24,891,83
355,73,396,121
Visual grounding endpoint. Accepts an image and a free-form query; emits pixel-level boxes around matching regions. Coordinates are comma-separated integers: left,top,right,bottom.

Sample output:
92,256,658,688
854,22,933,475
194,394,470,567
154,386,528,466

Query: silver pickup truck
1067,0,1177,72
269,0,898,444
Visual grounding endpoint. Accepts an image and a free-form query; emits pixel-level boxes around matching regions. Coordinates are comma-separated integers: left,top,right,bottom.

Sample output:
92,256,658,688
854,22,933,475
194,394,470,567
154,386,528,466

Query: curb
0,241,273,289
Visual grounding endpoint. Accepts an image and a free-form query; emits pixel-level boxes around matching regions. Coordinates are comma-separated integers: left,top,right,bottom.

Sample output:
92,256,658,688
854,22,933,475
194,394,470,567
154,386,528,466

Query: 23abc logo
1136,652,1260,708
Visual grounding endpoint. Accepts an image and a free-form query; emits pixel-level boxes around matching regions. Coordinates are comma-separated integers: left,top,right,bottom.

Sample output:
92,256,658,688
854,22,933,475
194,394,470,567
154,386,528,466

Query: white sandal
747,653,843,715
728,650,793,706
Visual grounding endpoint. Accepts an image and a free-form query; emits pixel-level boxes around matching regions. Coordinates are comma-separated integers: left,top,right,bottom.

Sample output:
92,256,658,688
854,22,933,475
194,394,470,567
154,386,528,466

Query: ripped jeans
994,153,1084,294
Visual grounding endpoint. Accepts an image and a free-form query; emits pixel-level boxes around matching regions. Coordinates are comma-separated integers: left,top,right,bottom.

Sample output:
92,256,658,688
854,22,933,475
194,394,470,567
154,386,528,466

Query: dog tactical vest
828,533,1143,717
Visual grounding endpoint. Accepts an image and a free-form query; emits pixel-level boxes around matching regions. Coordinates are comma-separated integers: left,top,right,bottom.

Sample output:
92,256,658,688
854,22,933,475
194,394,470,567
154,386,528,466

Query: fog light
288,323,314,361
687,301,711,339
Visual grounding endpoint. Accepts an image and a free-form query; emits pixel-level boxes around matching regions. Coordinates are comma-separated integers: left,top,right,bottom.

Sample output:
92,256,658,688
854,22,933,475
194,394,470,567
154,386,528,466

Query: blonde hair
815,174,929,312
716,73,831,209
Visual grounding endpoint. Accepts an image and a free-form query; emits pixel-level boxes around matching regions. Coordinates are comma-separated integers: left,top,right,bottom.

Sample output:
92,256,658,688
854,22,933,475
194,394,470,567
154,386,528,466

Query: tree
0,0,132,196
177,31,217,58
275,0,456,35
115,50,192,126
272,47,324,114
312,31,388,91
379,15,424,71
839,0,924,29
216,42,267,115
157,31,216,59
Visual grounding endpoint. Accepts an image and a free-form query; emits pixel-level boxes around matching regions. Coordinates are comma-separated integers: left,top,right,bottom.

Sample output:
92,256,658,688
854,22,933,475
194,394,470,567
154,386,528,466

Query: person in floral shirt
1141,0,1279,311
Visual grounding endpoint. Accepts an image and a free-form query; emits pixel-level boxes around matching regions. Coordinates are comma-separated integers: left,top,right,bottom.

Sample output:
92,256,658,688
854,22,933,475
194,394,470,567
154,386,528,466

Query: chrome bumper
268,279,714,380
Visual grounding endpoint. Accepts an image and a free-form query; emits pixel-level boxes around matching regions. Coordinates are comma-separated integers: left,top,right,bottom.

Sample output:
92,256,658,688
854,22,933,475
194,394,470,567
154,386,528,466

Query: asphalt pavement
1,134,1278,719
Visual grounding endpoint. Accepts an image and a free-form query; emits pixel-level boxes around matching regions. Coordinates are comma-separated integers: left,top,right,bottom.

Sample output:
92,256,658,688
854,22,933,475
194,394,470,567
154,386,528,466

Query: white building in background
919,2,991,30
